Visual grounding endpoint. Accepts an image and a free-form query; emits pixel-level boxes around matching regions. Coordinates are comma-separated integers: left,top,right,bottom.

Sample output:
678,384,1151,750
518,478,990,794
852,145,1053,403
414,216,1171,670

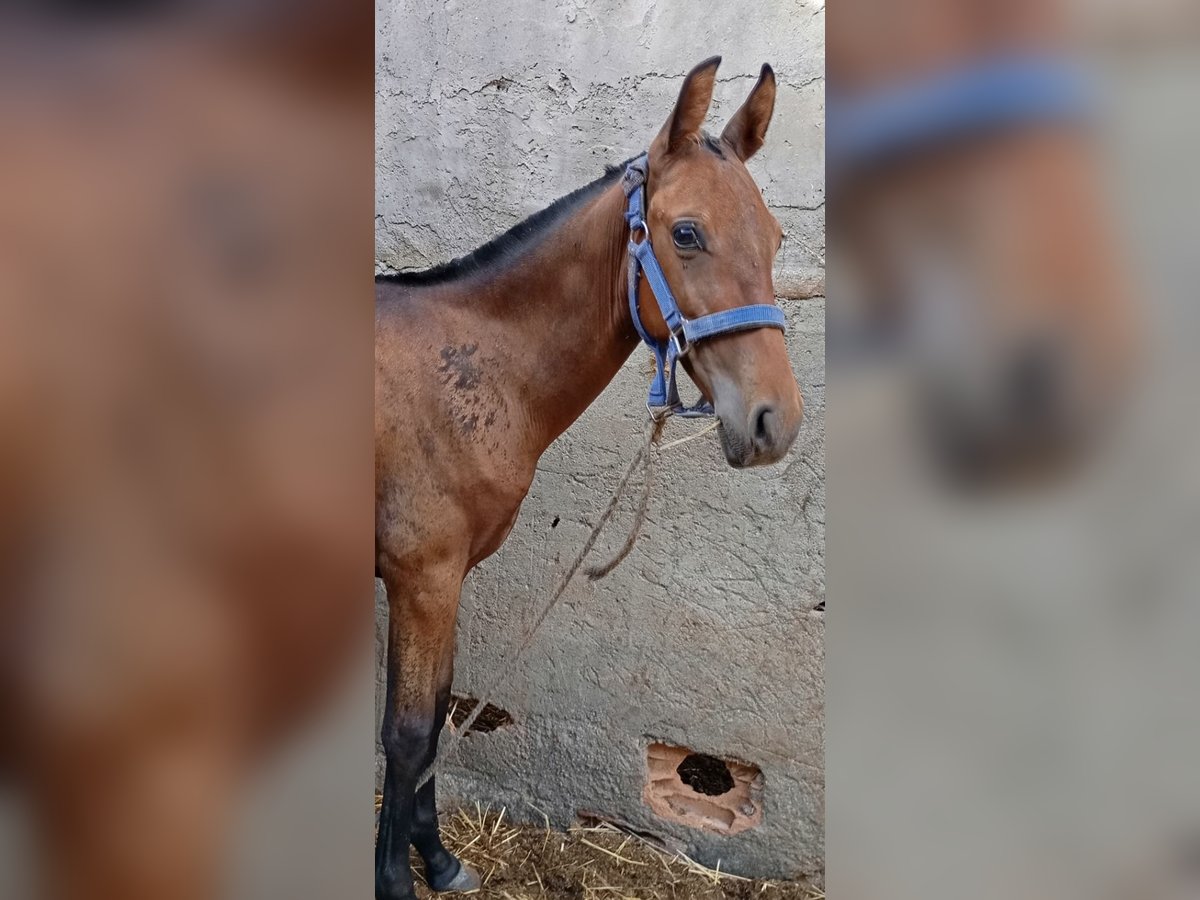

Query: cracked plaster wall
376,0,825,297
375,0,825,881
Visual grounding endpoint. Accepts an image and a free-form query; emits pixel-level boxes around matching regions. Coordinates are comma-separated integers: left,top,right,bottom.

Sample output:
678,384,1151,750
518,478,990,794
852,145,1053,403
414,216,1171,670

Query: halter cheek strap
622,153,787,419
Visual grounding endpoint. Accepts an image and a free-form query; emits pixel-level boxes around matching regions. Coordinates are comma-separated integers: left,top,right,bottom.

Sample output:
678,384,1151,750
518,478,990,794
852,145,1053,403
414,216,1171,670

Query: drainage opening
449,695,513,733
644,742,763,835
677,753,735,796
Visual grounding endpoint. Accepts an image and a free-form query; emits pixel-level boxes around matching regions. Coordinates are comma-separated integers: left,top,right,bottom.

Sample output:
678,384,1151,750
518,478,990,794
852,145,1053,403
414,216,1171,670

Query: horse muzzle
718,396,803,468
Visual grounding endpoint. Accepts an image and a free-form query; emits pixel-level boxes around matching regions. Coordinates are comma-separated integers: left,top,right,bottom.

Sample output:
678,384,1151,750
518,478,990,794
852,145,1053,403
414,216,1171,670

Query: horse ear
655,56,721,155
721,63,776,161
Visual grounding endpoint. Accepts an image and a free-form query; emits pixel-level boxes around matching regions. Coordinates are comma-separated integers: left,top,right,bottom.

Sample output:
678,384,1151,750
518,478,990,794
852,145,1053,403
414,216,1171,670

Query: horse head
635,57,805,468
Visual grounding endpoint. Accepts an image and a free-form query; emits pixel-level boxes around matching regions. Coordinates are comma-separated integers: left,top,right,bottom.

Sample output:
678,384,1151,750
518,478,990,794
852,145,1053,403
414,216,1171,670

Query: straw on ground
373,798,822,900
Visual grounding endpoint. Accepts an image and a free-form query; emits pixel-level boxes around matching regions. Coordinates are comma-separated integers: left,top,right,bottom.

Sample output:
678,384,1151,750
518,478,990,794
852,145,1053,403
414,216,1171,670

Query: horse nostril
753,405,776,448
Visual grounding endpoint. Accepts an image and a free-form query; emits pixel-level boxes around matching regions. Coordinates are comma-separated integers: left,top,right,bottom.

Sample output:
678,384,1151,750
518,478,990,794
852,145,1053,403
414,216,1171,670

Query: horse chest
460,470,532,569
468,503,523,571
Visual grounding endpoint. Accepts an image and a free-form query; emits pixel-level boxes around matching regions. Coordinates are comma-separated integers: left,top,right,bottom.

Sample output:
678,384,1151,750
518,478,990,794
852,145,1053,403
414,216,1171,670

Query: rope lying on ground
416,415,718,789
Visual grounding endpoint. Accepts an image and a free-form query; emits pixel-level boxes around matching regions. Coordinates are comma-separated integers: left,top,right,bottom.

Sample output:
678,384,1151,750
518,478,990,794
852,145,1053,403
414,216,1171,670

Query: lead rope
415,414,718,790
584,417,720,580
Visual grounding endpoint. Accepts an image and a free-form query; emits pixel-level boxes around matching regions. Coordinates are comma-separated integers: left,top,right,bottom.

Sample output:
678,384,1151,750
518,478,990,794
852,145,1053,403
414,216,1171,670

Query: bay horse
374,57,804,898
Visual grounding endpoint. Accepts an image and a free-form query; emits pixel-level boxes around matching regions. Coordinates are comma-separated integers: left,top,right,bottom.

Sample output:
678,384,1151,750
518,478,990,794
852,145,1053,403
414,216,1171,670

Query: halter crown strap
622,153,786,419
827,56,1093,176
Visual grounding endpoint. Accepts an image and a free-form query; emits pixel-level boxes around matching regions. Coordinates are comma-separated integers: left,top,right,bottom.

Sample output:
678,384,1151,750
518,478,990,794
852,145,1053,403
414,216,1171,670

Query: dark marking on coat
438,343,482,391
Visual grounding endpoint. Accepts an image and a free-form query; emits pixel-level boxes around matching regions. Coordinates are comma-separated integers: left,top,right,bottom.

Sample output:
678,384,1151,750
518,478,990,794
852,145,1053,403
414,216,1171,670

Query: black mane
376,157,634,287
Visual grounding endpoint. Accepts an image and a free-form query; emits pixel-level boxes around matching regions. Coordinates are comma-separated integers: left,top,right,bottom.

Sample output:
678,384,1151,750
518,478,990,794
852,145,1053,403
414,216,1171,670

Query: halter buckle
669,326,690,358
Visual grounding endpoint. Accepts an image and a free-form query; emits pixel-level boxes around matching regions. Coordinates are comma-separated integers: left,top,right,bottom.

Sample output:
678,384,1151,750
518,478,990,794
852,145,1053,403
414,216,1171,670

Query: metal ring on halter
669,327,690,358
629,219,649,243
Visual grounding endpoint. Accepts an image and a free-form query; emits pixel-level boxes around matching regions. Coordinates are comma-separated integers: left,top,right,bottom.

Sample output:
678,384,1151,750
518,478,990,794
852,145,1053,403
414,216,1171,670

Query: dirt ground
407,804,823,900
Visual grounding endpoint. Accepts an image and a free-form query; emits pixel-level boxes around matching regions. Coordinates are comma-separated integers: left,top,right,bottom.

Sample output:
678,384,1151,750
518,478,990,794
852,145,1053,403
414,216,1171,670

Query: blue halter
827,56,1093,176
622,153,787,419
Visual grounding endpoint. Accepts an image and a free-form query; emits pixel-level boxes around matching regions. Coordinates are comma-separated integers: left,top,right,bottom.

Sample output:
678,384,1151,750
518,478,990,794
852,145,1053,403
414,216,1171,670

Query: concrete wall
375,0,825,298
375,0,825,881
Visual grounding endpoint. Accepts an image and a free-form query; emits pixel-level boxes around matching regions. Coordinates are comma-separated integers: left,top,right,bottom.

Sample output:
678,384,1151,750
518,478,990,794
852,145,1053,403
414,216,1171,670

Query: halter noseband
622,153,787,420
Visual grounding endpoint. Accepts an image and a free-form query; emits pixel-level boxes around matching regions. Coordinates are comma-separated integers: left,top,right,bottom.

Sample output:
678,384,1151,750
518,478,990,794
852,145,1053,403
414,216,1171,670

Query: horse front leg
411,718,478,891
375,556,479,900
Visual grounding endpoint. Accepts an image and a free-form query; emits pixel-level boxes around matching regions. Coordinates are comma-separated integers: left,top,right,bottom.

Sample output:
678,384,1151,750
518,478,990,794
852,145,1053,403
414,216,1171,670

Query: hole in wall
449,695,513,734
676,753,735,796
551,515,560,528
644,742,763,835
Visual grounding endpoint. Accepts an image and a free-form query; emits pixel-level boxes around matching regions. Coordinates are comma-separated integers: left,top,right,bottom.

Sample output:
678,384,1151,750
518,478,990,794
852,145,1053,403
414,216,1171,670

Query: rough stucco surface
375,0,825,298
375,0,825,882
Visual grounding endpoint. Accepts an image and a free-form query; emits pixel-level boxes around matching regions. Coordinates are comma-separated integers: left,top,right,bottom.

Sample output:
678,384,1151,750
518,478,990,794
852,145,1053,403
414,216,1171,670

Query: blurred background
827,1,1200,898
0,2,375,898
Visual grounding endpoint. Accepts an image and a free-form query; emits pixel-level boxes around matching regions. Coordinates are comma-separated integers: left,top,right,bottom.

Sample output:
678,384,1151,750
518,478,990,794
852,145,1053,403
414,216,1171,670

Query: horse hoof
428,860,481,893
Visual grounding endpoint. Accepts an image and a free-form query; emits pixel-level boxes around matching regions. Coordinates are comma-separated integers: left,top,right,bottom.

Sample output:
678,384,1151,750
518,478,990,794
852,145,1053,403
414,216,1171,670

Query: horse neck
472,181,640,455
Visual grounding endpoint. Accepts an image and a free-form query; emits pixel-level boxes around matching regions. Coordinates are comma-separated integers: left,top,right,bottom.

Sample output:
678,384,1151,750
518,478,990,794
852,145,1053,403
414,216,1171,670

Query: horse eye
672,223,703,251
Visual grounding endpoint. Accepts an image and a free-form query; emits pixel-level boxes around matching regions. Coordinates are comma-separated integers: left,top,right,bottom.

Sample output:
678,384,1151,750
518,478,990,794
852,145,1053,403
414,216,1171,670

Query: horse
374,56,804,899
827,0,1138,481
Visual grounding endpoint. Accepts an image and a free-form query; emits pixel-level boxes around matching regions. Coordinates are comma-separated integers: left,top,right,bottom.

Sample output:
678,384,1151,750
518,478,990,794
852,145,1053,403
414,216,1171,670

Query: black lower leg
375,754,418,900
412,774,460,887
376,697,432,900
411,685,463,888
